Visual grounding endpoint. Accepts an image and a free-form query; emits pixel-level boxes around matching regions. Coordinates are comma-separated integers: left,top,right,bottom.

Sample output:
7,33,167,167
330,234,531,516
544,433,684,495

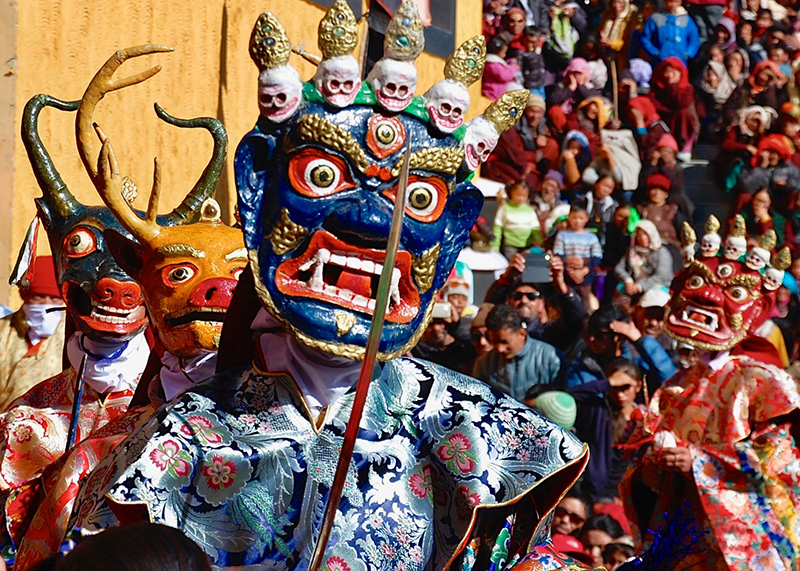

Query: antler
153,103,228,226
95,124,162,242
76,44,173,184
21,95,82,218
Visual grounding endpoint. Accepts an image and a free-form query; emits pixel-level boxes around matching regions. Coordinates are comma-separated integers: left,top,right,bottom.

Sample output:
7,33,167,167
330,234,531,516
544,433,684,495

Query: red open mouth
275,231,420,323
667,301,732,342
65,281,148,336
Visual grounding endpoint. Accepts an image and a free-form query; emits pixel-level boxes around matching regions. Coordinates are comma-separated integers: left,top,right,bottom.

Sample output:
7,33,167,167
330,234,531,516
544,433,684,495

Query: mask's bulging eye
64,228,98,258
162,264,198,286
289,148,356,197
727,285,749,302
384,176,449,223
717,263,734,278
687,275,704,289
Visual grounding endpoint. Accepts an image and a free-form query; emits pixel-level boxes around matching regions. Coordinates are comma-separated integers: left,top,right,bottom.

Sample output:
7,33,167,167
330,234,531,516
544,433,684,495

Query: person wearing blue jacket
564,305,676,500
639,0,701,66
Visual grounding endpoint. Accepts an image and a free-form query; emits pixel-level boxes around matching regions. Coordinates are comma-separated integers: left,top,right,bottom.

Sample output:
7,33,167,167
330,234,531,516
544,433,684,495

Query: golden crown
444,36,486,86
249,12,292,70
318,0,359,59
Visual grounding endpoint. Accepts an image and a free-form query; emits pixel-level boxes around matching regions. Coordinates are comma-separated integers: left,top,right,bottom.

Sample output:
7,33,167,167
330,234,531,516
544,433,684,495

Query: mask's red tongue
336,271,372,298
689,311,705,323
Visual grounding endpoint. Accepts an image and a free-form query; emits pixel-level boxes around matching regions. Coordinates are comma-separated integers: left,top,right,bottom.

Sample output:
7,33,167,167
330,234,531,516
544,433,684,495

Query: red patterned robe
0,367,139,561
620,354,800,570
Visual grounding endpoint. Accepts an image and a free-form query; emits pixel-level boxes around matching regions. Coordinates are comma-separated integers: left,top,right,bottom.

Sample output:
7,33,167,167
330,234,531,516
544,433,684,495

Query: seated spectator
698,60,736,137
627,92,666,157
554,206,603,305
741,188,791,246
441,277,476,343
691,16,736,83
737,19,768,65
718,104,776,192
640,0,700,65
649,57,699,161
546,3,583,74
605,359,647,495
631,286,674,360
472,304,567,401
549,58,592,118
723,60,787,127
497,7,529,56
583,174,619,246
639,173,686,251
603,542,635,570
553,493,593,537
482,36,520,100
491,180,542,259
483,93,558,188
639,134,692,219
598,0,640,68
580,514,628,568
532,170,565,228
519,26,547,98
410,311,475,374
561,130,595,192
739,133,800,213
614,220,674,302
582,143,623,189
530,389,577,428
483,0,509,40
725,47,751,89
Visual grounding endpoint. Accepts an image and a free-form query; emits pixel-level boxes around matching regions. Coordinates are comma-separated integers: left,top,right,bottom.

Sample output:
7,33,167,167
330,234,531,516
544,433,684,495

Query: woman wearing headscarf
598,0,641,68
718,105,777,192
739,133,800,213
548,58,594,114
724,47,750,87
698,61,736,137
690,16,737,82
561,130,594,192
723,60,788,126
614,220,673,301
648,57,699,161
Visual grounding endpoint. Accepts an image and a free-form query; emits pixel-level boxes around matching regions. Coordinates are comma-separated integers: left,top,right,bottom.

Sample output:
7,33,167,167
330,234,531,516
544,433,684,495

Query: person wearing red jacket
649,57,699,161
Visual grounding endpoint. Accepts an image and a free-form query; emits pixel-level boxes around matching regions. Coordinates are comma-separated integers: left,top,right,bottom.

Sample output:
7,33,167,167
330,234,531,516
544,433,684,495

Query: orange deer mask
79,46,245,357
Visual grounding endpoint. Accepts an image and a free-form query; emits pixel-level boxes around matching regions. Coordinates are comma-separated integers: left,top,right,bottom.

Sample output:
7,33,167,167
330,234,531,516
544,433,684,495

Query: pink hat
656,134,679,152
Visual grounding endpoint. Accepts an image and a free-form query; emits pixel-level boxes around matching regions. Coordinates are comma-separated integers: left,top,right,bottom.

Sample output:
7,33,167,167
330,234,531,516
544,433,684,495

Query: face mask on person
22,303,64,342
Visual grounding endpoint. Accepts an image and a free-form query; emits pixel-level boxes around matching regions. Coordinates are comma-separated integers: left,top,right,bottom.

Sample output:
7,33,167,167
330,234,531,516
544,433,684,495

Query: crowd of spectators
410,0,800,564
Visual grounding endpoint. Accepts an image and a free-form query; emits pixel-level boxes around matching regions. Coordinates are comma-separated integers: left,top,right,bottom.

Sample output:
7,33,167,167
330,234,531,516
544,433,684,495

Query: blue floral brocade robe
69,358,588,569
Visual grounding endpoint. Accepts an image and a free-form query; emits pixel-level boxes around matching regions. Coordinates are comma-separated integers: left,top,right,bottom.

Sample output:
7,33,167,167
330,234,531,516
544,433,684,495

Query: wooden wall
0,0,483,306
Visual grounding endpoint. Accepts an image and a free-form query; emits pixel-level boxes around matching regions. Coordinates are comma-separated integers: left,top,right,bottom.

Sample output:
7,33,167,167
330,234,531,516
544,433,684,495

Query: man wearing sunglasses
489,252,587,353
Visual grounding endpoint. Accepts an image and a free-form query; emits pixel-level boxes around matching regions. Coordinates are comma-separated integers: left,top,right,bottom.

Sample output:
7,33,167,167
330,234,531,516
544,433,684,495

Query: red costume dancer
620,222,800,570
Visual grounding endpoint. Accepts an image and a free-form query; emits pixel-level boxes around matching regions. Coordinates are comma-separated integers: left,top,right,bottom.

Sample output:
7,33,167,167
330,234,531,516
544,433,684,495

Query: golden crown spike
774,246,792,271
705,214,720,235
483,90,530,134
680,221,696,248
444,36,486,86
384,0,425,61
318,0,359,59
729,214,746,238
249,12,293,70
759,229,777,251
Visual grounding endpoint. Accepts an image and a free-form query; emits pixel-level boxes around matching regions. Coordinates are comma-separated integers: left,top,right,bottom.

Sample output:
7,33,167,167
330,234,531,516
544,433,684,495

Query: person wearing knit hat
527,92,546,111
0,256,66,410
531,391,577,429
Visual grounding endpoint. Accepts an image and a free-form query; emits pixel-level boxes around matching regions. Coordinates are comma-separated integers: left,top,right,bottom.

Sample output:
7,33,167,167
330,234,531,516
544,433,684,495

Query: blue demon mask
235,2,527,359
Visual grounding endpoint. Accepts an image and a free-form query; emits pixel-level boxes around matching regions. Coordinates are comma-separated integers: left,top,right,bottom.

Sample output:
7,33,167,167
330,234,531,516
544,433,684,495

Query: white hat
638,286,670,308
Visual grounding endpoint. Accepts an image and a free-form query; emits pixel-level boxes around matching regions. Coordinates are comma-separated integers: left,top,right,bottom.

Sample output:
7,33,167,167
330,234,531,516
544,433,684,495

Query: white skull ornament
463,117,499,171
314,57,362,108
724,236,747,260
745,246,770,271
700,234,721,257
424,80,470,134
368,59,417,113
258,66,303,122
763,267,784,291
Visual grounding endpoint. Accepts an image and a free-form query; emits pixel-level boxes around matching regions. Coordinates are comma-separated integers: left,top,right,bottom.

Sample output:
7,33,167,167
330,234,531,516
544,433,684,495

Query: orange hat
21,256,61,300
656,134,679,152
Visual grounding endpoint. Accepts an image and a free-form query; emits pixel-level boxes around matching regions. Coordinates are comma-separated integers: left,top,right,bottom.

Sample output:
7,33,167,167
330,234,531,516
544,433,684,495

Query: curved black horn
21,95,82,217
153,103,228,226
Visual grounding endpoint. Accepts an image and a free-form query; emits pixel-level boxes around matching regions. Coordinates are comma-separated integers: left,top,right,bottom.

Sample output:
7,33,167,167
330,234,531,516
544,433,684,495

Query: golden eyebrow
155,243,206,258
725,274,761,288
225,247,248,261
294,114,369,172
687,259,718,283
391,147,465,177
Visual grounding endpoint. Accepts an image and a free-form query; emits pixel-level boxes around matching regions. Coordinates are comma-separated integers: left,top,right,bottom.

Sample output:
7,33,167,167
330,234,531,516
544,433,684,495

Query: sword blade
308,137,412,569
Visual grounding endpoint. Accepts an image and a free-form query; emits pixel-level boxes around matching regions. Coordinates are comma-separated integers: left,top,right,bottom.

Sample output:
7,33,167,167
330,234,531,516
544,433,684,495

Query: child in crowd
554,205,603,303
639,173,685,251
482,36,520,100
491,180,543,259
585,174,619,246
520,26,547,98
